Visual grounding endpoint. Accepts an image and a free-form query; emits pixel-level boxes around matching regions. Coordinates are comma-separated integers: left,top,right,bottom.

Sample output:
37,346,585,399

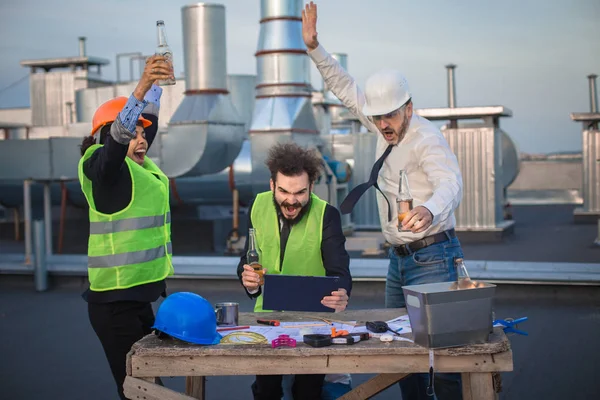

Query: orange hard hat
91,97,152,136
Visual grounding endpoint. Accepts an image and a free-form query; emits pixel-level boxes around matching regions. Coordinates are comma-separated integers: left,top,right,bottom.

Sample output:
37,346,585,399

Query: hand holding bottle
401,206,433,233
133,55,173,101
241,264,267,291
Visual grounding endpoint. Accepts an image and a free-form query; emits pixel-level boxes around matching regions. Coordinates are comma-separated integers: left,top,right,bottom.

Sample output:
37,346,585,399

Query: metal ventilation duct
324,53,352,132
160,3,245,178
249,0,320,192
227,74,257,133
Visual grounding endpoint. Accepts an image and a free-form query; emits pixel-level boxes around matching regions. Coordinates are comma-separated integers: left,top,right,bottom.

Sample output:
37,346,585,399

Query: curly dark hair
265,142,322,184
80,124,112,156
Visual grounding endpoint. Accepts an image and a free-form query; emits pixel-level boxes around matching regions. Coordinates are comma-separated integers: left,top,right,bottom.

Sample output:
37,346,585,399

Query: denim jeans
386,235,464,400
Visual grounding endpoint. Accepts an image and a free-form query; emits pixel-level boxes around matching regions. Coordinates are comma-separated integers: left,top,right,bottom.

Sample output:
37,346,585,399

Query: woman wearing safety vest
78,55,174,400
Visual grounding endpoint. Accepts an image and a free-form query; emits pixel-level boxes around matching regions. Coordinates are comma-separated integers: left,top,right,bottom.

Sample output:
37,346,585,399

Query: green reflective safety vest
78,144,174,291
251,191,327,312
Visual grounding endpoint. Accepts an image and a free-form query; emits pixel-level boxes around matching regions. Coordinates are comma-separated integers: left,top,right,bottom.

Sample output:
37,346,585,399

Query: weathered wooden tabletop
125,309,512,400
129,309,510,359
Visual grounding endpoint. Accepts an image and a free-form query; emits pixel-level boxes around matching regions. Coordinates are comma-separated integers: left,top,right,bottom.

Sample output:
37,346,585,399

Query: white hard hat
362,69,412,116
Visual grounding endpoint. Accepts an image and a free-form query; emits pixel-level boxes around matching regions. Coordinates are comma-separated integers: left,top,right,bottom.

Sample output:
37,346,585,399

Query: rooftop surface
2,204,597,264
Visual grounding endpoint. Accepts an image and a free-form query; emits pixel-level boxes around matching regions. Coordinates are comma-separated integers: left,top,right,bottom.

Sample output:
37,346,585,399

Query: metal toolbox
402,281,496,349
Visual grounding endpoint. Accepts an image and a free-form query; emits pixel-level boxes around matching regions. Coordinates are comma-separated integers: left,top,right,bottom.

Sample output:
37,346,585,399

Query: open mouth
383,131,395,141
133,148,146,163
283,205,300,216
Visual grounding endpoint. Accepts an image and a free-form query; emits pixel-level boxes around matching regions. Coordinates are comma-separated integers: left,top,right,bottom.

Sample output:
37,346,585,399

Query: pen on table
217,326,250,332
257,319,280,326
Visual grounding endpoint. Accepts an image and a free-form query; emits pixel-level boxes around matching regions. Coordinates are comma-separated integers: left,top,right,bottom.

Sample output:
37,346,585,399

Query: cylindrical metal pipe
43,183,53,256
595,218,600,247
181,4,227,92
34,220,48,292
261,0,301,19
78,36,87,57
255,0,310,97
588,74,598,113
23,180,32,265
446,64,457,108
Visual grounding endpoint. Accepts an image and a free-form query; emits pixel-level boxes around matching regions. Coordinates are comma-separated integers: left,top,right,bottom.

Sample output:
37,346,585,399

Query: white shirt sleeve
417,134,463,226
308,44,379,134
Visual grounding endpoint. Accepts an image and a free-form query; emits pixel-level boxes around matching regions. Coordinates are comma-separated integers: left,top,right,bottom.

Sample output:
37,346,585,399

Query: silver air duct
249,0,320,192
160,3,245,178
324,52,350,131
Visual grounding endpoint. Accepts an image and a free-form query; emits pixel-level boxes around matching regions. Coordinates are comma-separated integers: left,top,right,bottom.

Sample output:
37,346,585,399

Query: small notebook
262,274,341,313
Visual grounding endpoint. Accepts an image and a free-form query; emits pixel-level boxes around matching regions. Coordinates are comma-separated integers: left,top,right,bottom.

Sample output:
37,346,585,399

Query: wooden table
124,309,512,400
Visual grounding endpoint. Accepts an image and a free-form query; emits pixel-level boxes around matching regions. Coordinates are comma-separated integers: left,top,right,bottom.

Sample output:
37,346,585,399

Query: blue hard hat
152,292,222,345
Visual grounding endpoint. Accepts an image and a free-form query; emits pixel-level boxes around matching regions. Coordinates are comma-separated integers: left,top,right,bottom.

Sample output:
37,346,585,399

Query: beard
381,111,410,145
272,192,312,225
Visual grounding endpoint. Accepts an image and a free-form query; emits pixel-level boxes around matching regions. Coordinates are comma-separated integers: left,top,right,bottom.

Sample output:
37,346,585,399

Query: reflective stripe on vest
89,212,171,235
78,143,174,291
88,242,173,268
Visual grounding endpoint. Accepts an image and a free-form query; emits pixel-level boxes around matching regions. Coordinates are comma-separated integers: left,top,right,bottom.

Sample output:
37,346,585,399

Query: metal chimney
78,37,86,57
445,64,457,128
159,3,245,178
445,64,457,108
249,0,320,190
588,74,598,113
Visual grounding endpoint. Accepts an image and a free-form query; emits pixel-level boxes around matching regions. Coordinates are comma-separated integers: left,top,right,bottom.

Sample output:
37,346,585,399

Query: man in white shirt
303,2,464,399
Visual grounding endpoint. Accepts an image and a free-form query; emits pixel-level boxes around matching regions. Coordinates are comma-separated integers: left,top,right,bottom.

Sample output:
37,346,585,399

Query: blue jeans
386,235,464,400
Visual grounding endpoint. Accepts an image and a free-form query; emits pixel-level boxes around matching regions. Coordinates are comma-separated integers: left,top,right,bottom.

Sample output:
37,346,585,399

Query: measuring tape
220,332,268,345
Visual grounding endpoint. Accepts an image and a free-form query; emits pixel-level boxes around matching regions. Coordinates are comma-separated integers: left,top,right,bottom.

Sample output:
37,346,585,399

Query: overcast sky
0,0,598,154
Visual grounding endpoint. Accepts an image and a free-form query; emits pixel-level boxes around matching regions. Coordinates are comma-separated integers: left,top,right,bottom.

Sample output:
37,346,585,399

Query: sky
0,0,598,154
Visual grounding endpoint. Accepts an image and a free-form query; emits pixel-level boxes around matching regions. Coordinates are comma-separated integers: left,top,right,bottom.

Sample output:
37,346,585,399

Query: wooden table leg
338,373,409,400
185,376,206,400
461,373,497,400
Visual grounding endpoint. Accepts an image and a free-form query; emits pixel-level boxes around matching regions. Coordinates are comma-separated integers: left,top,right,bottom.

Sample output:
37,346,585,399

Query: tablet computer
262,274,341,313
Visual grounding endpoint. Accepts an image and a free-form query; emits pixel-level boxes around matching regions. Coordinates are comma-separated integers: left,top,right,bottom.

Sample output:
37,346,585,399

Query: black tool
303,334,332,348
366,321,401,336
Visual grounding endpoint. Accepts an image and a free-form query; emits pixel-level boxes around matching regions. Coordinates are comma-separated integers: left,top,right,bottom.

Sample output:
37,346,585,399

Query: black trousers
88,301,155,400
252,374,325,400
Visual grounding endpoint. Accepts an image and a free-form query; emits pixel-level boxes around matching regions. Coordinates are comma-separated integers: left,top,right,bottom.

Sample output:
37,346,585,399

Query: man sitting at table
237,142,353,400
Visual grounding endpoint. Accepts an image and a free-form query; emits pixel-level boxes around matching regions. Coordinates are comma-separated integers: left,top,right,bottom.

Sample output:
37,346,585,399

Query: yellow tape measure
220,332,268,345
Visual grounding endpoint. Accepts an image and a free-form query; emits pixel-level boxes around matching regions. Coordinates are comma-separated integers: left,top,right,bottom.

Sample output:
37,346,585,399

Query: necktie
340,144,394,221
279,218,291,266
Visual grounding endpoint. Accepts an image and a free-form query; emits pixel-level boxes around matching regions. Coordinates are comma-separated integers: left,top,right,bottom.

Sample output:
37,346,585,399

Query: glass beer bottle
247,228,264,286
455,258,476,289
397,170,413,232
155,20,176,86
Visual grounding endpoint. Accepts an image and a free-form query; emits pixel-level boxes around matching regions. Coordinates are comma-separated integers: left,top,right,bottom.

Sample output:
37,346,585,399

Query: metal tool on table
494,317,529,336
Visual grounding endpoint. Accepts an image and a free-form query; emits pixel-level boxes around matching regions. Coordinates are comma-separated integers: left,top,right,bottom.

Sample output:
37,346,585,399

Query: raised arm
302,1,378,134
83,56,171,184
